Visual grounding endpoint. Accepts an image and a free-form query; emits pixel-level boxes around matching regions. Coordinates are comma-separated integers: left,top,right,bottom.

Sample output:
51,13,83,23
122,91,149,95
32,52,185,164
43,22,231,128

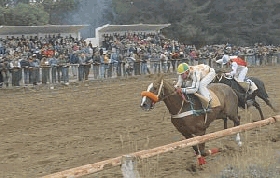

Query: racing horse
212,70,278,120
140,74,241,165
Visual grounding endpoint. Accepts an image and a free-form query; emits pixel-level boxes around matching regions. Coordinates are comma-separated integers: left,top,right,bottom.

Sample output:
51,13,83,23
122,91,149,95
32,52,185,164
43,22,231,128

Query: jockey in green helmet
174,63,216,105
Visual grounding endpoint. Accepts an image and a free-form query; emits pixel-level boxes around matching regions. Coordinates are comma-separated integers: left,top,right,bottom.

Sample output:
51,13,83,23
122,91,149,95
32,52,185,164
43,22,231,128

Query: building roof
0,25,88,35
97,23,171,33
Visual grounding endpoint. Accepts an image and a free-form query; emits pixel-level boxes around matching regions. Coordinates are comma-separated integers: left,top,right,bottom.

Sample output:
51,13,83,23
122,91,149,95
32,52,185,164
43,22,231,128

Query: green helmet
177,63,189,74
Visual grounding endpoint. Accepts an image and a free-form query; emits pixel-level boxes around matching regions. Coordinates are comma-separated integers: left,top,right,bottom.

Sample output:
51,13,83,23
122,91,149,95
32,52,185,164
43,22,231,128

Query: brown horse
140,74,241,165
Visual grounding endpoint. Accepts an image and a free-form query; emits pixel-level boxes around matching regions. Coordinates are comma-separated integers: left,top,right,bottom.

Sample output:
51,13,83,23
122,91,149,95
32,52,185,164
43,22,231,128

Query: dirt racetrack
0,66,280,178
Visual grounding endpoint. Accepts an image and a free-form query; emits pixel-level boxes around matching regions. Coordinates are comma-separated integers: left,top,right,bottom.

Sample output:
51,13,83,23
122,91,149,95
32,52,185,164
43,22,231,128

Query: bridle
141,79,177,104
214,73,233,82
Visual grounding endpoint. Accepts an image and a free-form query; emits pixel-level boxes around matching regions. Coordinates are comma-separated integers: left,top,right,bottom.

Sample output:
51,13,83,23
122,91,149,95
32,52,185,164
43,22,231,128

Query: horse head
140,74,177,111
212,69,235,87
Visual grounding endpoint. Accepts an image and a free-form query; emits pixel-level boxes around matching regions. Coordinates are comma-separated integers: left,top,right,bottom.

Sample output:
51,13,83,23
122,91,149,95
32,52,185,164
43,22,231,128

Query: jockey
225,55,248,82
174,63,216,105
220,55,258,93
216,48,230,68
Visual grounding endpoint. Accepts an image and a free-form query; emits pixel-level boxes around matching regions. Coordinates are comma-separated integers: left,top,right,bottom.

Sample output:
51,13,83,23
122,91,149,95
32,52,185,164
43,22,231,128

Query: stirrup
204,99,212,113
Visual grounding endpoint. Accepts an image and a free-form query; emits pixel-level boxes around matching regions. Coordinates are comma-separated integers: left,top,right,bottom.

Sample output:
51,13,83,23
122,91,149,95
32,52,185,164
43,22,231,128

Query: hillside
108,0,280,46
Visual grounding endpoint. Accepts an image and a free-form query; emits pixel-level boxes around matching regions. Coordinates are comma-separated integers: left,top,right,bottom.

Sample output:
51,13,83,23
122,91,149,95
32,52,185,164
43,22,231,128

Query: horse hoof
208,148,220,155
197,155,206,165
238,141,243,147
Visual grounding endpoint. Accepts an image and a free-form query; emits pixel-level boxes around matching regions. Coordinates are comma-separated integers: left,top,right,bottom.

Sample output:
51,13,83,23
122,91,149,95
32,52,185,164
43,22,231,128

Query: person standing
77,52,89,81
103,52,110,78
151,52,160,74
0,56,11,87
160,51,168,73
20,55,30,85
9,56,22,86
40,56,50,84
57,53,70,84
29,54,40,85
110,49,119,78
69,51,79,78
48,54,58,83
92,51,101,79
140,50,150,75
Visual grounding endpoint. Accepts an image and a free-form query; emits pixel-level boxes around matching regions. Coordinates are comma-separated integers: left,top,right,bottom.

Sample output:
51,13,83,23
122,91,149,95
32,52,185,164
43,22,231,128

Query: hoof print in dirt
186,163,197,172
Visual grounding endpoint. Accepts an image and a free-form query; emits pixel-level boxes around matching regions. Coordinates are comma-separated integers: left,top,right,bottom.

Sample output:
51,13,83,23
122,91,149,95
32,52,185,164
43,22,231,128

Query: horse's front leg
192,144,206,165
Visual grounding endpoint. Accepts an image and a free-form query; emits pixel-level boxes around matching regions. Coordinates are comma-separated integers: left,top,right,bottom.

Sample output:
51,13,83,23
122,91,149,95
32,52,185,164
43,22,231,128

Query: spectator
20,54,30,85
103,52,110,78
29,54,40,85
0,56,11,87
140,50,150,75
151,52,160,74
40,56,50,84
10,54,22,86
69,51,79,77
110,48,119,78
78,52,91,81
92,51,101,79
57,53,70,84
48,54,58,83
160,51,168,73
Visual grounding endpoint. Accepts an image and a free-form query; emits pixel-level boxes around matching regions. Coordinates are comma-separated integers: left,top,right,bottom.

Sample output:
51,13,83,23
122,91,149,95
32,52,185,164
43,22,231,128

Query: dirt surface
0,66,280,178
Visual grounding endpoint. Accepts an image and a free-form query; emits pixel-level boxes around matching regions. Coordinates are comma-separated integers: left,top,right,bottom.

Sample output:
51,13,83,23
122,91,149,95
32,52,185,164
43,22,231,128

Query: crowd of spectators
0,32,279,88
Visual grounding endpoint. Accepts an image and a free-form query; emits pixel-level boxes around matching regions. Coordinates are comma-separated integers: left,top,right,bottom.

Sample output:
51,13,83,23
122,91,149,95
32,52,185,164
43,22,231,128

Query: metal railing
1,53,279,88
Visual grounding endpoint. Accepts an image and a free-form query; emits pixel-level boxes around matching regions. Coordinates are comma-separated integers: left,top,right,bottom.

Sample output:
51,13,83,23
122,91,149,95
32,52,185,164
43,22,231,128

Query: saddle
238,80,258,94
238,82,250,92
194,90,221,109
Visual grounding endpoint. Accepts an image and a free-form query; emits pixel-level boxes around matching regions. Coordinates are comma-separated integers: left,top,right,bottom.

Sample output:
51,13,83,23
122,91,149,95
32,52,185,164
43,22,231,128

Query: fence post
121,155,140,178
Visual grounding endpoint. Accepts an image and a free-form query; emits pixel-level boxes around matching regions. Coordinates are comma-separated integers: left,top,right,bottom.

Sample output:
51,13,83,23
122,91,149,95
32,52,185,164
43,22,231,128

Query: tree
41,0,78,24
0,0,78,25
3,3,49,26
108,0,280,46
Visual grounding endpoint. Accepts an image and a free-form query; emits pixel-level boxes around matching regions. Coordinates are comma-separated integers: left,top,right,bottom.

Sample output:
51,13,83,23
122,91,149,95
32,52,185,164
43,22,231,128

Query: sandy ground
0,65,280,178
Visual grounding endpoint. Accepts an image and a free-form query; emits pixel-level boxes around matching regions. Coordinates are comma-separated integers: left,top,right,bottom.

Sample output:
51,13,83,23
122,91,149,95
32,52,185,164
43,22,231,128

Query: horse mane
154,74,202,112
154,74,175,94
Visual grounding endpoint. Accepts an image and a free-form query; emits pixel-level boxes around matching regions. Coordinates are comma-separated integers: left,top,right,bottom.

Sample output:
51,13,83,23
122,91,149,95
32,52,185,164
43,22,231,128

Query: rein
141,79,176,103
141,79,206,119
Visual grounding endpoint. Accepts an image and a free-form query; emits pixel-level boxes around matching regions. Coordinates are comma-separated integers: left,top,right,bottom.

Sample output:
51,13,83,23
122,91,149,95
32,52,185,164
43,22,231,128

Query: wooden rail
42,115,280,178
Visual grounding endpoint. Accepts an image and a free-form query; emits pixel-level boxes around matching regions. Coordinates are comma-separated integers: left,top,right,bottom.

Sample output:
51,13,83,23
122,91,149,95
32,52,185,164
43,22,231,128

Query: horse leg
223,117,228,129
228,115,242,146
258,94,279,112
252,100,265,120
192,143,207,165
234,116,242,146
194,141,221,165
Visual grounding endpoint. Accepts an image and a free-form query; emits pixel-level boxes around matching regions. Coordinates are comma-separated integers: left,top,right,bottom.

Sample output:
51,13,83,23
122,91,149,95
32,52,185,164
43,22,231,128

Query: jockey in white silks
217,55,258,93
226,56,248,82
174,63,216,105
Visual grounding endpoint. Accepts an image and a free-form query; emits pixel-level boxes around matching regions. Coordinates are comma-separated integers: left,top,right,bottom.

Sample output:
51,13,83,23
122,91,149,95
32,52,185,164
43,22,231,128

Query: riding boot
248,82,258,94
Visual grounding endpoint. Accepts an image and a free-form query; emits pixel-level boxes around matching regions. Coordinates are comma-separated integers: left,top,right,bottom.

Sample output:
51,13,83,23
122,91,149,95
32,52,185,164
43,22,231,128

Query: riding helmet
177,63,189,74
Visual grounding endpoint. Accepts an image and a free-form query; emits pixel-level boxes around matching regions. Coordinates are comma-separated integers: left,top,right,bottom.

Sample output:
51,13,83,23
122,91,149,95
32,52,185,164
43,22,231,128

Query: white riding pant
235,66,248,82
198,68,216,101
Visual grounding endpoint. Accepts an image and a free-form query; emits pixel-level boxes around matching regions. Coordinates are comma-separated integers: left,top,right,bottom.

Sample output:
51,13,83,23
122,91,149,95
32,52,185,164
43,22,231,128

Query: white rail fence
41,115,280,178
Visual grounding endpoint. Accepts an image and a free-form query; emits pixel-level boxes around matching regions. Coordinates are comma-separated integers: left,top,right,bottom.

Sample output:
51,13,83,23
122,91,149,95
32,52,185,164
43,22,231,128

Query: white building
0,25,88,40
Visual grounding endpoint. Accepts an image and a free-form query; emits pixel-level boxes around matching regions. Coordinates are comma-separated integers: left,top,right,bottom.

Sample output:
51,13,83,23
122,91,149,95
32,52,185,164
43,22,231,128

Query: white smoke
66,0,112,38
